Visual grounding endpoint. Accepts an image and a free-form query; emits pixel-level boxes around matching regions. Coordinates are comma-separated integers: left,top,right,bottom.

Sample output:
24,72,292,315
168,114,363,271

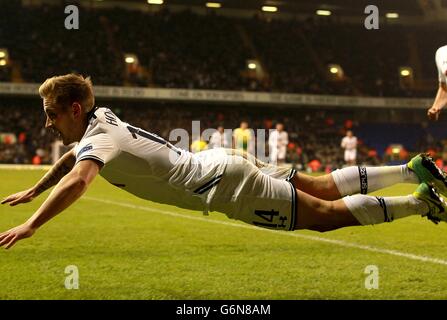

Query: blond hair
39,74,95,113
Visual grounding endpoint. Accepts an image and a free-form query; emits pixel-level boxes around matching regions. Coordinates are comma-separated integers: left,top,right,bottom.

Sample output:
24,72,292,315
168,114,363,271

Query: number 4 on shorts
254,209,279,222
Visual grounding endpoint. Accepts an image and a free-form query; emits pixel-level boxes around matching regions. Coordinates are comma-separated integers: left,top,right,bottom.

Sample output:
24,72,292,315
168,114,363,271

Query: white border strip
83,196,447,266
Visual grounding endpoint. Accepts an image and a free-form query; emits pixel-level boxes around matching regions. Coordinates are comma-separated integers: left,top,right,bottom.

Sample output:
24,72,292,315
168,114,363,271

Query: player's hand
1,188,38,206
0,223,36,249
427,106,441,121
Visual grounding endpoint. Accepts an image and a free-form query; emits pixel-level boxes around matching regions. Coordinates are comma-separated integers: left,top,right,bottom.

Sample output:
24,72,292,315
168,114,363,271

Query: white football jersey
436,45,447,83
341,136,357,150
73,107,227,212
268,130,289,161
208,131,231,149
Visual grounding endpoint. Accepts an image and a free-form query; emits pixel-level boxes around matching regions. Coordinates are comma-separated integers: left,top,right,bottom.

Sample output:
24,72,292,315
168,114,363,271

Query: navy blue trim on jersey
76,143,93,159
194,174,223,194
289,182,297,231
285,168,297,182
87,106,99,121
77,155,105,165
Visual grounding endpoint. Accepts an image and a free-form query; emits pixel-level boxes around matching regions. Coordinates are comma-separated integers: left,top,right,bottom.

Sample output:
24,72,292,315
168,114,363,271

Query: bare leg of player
291,173,341,201
293,188,429,232
294,189,359,231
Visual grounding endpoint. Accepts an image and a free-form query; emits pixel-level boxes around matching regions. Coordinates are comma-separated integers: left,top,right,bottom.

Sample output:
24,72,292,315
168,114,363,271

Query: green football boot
413,182,447,224
407,153,447,197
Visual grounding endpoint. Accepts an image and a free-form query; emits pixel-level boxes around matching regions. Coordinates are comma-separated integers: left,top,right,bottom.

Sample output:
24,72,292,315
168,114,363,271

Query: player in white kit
341,130,358,166
427,45,447,121
268,123,289,165
2,74,447,249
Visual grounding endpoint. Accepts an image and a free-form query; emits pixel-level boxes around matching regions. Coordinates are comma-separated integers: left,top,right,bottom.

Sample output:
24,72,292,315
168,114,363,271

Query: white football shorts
207,152,297,231
344,149,357,162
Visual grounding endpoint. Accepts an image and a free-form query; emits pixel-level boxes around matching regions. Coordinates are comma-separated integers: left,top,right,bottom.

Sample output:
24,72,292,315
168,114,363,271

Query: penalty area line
83,196,447,266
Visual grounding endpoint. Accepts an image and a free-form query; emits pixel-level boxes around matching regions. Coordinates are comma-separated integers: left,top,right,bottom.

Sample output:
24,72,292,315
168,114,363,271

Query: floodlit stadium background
1,0,447,299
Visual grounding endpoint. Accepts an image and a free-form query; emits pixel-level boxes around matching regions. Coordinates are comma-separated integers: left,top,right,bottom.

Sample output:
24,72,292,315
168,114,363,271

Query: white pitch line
83,196,447,266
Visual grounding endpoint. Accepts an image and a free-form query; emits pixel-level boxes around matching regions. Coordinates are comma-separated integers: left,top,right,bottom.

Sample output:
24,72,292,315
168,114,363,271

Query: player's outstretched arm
1,149,76,206
0,159,101,249
428,82,447,121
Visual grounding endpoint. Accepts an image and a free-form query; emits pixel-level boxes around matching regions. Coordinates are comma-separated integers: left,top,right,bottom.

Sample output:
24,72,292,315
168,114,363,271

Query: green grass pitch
1,168,447,300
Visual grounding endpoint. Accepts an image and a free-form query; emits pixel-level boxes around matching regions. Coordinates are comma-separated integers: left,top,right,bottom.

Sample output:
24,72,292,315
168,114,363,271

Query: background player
341,130,358,166
233,121,253,154
428,45,447,121
268,122,289,165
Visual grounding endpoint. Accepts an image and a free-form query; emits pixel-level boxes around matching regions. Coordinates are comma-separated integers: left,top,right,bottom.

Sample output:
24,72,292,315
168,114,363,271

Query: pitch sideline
83,196,447,266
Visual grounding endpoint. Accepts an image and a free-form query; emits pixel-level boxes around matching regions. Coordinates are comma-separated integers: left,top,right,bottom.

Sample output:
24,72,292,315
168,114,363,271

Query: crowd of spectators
0,1,123,85
1,98,445,171
0,1,442,97
0,66,11,82
112,9,250,90
0,98,54,164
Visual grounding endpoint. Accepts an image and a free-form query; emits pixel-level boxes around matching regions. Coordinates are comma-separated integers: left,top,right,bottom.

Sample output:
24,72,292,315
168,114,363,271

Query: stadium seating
0,1,442,97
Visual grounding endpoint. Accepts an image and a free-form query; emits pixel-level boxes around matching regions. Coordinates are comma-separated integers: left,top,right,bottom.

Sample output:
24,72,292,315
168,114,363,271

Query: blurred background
1,0,447,172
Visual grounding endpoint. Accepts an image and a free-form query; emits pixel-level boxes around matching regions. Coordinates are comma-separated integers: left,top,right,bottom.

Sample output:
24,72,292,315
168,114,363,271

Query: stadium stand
0,1,442,97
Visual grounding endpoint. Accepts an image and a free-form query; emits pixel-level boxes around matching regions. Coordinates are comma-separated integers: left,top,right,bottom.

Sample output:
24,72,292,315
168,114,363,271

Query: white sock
343,194,428,225
332,165,420,196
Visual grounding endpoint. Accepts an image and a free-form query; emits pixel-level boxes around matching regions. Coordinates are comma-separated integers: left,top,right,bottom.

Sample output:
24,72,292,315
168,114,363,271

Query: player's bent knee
293,198,340,232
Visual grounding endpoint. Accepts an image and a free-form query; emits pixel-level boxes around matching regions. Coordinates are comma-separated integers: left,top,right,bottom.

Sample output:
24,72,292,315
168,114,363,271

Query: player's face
43,99,76,145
